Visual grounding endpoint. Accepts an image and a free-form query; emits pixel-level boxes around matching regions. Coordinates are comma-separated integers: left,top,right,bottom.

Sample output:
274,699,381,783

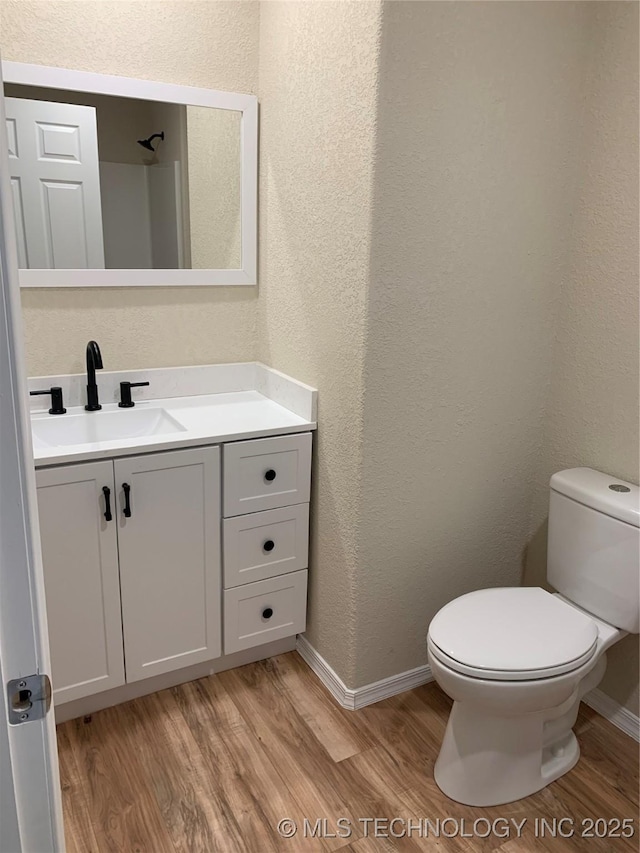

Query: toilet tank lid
550,468,639,528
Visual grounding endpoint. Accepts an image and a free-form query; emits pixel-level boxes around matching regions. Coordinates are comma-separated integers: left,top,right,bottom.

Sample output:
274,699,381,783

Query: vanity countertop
30,363,317,468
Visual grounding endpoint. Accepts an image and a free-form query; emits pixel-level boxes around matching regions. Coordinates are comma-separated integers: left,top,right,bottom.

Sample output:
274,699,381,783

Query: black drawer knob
263,539,275,553
262,607,274,620
264,469,277,482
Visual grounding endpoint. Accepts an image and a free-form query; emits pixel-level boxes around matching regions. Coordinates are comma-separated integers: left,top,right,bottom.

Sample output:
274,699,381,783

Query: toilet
427,467,639,807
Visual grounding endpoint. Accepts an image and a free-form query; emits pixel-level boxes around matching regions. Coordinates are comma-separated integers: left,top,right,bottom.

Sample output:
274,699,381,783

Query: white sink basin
32,407,186,448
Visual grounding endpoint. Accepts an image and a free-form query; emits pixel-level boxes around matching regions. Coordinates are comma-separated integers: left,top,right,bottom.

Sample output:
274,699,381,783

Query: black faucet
85,340,103,411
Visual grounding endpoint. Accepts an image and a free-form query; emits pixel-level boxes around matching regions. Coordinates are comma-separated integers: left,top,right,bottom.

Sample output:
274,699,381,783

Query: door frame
0,56,65,852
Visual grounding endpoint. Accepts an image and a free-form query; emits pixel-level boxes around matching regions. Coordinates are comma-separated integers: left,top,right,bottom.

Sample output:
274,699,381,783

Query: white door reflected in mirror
6,97,105,269
1,62,257,286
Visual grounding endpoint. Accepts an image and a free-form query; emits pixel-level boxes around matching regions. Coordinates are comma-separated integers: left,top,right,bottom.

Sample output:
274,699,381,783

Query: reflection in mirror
4,84,241,270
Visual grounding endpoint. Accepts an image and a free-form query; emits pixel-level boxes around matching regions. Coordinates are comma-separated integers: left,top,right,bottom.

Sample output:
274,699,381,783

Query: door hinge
7,673,52,725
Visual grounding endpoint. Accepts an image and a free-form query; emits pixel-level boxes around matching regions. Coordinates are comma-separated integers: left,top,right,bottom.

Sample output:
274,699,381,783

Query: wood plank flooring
57,652,639,853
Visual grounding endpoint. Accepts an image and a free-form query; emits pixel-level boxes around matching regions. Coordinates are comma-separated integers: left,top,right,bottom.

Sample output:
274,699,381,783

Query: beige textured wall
0,0,259,375
2,0,636,712
256,0,638,706
256,0,383,684
525,2,640,715
353,0,591,687
187,106,241,269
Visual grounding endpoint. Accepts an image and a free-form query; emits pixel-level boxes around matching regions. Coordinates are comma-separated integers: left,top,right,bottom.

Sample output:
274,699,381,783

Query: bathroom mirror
2,62,257,286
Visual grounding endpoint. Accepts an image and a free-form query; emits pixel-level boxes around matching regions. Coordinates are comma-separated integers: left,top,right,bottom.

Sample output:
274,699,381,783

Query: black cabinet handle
122,483,132,518
264,469,277,483
29,386,66,415
262,607,273,620
263,539,275,553
102,486,112,522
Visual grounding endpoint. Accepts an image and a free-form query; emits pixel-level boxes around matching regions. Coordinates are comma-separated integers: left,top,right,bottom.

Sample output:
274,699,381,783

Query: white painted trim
2,61,258,288
241,97,258,284
2,62,256,109
298,638,640,742
296,635,354,707
18,268,256,288
296,635,433,711
583,688,640,742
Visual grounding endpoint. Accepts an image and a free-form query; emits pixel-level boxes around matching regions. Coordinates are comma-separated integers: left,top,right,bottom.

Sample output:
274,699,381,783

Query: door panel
4,97,105,268
115,447,221,682
36,121,82,161
41,180,89,267
5,116,17,157
36,461,124,703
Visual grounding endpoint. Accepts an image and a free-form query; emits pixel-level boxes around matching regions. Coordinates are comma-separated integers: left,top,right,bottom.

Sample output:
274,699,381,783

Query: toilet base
428,639,610,807
434,699,582,807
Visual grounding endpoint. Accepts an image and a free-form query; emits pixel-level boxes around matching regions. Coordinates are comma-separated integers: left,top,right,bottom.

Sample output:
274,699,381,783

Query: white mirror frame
2,61,257,287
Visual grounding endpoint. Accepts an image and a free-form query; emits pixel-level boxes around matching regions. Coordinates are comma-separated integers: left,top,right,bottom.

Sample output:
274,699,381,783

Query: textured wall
0,0,259,375
256,1,383,684
352,0,590,687
525,2,640,715
255,0,638,705
187,106,241,269
3,1,636,713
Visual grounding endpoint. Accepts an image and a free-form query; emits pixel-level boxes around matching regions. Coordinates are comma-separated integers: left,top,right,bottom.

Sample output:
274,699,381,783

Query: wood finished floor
57,651,639,853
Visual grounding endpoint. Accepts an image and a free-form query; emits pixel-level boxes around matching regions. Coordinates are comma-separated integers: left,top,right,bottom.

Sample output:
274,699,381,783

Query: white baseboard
582,687,640,742
296,635,433,710
297,636,640,743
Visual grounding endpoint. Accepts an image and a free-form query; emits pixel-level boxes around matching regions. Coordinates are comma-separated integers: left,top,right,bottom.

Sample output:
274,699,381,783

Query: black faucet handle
119,381,150,408
30,386,66,415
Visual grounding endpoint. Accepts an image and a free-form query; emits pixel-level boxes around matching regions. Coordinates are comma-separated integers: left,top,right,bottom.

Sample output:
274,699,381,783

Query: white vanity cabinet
36,447,221,702
35,431,312,709
35,461,125,703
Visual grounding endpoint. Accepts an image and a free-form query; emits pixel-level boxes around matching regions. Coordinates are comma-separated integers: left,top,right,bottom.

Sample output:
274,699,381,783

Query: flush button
609,484,631,493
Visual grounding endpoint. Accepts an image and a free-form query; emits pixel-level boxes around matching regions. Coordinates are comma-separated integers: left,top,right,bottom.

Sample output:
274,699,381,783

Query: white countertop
30,363,317,468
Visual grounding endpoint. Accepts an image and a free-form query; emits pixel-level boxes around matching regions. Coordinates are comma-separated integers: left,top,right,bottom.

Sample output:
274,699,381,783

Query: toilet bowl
427,468,639,807
427,589,621,806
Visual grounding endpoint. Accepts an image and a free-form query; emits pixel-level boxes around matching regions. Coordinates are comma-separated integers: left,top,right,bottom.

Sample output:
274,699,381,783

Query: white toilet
427,467,639,807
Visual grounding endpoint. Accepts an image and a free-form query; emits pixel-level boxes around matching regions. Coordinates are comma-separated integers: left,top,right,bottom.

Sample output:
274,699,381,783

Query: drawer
223,504,309,588
223,432,312,517
223,569,307,654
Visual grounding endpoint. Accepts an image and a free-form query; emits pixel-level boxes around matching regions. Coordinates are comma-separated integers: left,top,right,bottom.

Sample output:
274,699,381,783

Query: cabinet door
115,447,221,682
36,461,124,703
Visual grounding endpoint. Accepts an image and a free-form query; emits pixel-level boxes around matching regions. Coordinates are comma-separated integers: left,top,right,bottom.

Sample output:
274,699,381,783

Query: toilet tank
547,468,640,633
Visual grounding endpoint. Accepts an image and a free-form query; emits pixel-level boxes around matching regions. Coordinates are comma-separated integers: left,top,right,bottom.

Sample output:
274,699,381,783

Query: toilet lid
428,588,599,680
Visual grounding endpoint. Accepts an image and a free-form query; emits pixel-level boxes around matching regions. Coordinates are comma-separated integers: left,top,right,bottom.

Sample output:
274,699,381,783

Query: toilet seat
428,587,599,681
